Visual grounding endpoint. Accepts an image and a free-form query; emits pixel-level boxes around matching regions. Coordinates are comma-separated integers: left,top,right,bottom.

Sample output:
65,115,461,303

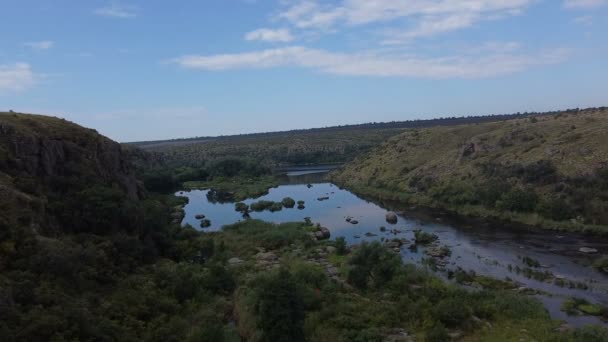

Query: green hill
0,112,235,341
130,110,573,168
332,108,608,233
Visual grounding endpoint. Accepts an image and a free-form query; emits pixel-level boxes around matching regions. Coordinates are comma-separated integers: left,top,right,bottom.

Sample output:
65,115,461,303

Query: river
177,169,608,327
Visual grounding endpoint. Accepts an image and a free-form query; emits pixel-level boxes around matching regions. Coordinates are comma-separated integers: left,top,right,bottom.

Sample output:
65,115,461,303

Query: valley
2,110,608,341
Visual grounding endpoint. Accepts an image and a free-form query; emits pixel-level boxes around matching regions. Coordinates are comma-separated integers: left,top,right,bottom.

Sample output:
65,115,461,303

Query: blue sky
1,0,607,141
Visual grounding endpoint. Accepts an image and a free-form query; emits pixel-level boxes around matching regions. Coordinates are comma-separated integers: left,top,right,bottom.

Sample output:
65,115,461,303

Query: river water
177,170,608,327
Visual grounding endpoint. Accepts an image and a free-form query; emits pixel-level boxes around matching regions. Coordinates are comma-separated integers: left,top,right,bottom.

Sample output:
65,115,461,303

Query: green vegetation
452,269,518,290
414,230,439,245
593,257,608,274
132,128,405,168
522,256,541,268
562,298,608,319
4,111,608,341
185,175,279,202
0,113,239,341
219,221,607,341
132,110,575,168
332,108,608,233
281,197,296,208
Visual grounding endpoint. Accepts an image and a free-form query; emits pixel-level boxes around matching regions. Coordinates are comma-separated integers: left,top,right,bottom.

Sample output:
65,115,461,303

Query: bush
435,295,473,327
334,237,348,255
537,196,572,221
347,242,401,290
254,268,305,342
250,201,275,212
593,257,608,274
496,188,538,212
234,202,249,213
414,230,438,245
269,202,283,212
281,197,296,208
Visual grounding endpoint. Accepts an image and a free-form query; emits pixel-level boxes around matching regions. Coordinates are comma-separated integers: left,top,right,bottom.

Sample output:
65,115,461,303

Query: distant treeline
128,107,606,148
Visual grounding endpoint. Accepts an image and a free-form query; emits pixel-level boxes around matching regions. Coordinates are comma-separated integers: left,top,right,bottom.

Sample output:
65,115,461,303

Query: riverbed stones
385,212,398,224
228,257,244,266
385,238,409,249
314,227,331,240
384,328,413,342
579,247,598,254
255,251,277,262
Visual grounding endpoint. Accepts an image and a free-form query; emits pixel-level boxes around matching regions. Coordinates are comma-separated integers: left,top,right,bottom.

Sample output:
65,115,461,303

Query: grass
562,297,607,318
593,256,608,274
331,108,608,235
183,175,279,201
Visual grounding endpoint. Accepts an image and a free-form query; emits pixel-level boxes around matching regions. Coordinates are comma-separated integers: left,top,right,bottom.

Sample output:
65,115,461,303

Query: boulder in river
314,227,331,240
385,212,398,224
579,247,598,254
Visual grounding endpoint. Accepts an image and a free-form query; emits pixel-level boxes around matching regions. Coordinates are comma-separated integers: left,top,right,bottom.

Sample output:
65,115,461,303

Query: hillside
332,108,608,233
0,112,231,341
130,109,587,168
0,112,144,234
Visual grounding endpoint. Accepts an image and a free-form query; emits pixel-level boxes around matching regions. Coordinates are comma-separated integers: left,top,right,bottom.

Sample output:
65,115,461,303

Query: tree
255,268,305,342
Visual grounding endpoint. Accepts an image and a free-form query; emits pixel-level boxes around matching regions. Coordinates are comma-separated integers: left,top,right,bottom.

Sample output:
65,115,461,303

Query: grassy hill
332,108,608,233
129,110,578,168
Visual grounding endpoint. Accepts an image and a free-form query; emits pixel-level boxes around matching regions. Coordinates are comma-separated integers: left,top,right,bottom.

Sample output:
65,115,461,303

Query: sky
1,0,607,142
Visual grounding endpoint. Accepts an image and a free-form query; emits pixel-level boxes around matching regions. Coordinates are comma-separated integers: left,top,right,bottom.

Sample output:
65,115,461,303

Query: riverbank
330,179,608,236
208,219,608,341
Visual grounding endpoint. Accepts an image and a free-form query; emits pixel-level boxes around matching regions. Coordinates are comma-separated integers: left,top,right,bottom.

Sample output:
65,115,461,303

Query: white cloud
564,0,607,9
245,28,294,42
172,45,568,79
278,0,533,40
0,63,37,92
94,4,138,18
382,13,478,44
23,41,54,50
573,15,594,24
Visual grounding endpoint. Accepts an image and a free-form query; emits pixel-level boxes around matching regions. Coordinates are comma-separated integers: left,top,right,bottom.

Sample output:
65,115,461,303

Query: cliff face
0,112,144,232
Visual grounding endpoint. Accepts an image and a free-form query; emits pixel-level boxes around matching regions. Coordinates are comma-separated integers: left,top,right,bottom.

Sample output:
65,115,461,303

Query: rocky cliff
0,112,144,232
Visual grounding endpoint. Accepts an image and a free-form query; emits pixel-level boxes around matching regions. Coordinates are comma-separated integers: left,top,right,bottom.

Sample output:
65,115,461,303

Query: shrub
435,295,472,327
253,268,305,342
281,197,296,208
593,257,608,274
269,202,283,212
537,196,572,221
250,201,275,212
334,237,348,255
414,230,438,245
496,188,538,212
234,202,249,213
347,242,401,290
